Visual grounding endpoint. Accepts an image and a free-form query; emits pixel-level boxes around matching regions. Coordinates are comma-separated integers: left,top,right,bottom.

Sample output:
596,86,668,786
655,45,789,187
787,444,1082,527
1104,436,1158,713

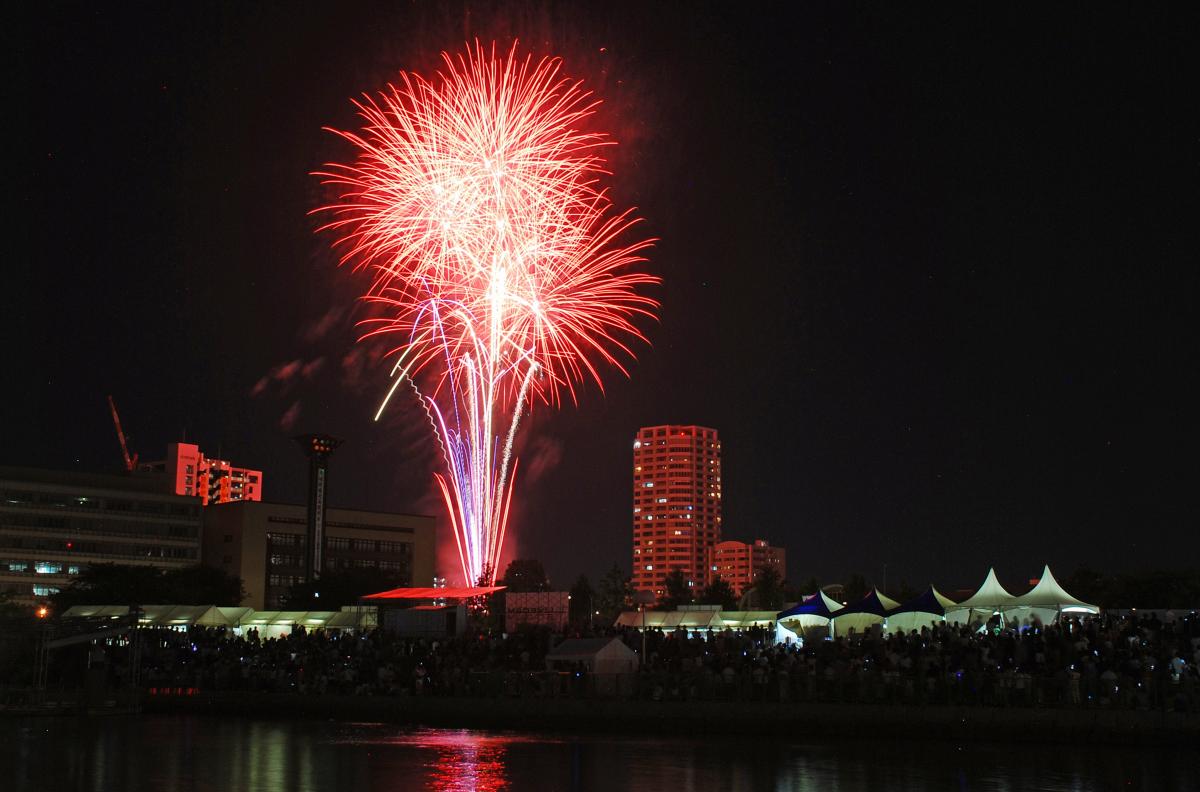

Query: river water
2,715,1196,791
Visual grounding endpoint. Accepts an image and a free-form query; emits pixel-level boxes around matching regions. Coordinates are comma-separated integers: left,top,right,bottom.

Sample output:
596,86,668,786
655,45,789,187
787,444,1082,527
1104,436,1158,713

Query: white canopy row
774,565,1099,635
614,609,782,631
59,604,378,634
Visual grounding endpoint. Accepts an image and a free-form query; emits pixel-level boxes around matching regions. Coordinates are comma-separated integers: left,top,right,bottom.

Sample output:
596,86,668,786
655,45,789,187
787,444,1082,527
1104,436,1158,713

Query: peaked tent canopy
835,589,901,617
955,568,1017,609
947,568,1018,627
1006,565,1099,625
886,586,958,634
777,591,843,637
777,591,843,622
830,589,901,634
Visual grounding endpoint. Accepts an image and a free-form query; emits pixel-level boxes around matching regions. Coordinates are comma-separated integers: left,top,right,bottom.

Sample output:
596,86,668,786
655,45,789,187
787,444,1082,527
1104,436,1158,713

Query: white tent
885,587,959,634
830,589,902,634
58,605,374,635
60,604,251,628
776,591,844,639
614,609,725,631
546,637,637,674
1006,565,1099,626
946,568,1017,628
718,611,780,629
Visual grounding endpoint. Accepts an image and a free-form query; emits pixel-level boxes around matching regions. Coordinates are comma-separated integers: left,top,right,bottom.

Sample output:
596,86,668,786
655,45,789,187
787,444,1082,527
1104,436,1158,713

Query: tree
843,573,868,603
50,563,245,611
284,567,402,610
596,563,632,623
160,565,245,605
568,574,595,628
660,568,694,609
499,559,550,592
893,580,919,604
1063,565,1109,606
747,565,784,609
698,575,737,610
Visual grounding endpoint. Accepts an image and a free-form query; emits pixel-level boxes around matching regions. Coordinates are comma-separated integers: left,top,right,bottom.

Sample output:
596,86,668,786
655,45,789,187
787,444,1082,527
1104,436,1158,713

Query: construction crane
107,395,138,472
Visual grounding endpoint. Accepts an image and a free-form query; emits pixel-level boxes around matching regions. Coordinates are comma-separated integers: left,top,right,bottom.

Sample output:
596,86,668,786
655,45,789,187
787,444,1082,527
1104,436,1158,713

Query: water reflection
424,731,508,792
2,716,1196,792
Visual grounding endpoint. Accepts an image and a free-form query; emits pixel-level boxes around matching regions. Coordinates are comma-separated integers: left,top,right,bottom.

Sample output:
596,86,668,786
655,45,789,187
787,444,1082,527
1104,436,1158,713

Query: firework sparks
315,41,658,585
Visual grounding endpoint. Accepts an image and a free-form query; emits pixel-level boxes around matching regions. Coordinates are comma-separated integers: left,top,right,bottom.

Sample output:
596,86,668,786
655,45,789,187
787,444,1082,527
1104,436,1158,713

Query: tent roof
777,591,843,621
719,611,779,628
61,605,131,619
889,586,958,617
834,589,901,618
240,610,338,625
613,609,727,630
1009,565,1099,613
324,609,378,627
363,586,505,600
61,605,251,628
956,568,1017,609
547,637,633,659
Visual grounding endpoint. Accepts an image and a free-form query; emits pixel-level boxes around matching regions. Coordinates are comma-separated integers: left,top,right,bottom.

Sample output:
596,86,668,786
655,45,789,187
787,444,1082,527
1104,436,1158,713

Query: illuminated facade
631,425,721,597
708,538,787,597
141,443,262,506
202,500,436,610
0,467,202,605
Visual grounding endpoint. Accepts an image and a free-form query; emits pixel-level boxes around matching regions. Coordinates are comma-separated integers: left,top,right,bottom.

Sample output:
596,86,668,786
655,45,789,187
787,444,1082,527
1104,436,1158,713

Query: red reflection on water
425,731,509,792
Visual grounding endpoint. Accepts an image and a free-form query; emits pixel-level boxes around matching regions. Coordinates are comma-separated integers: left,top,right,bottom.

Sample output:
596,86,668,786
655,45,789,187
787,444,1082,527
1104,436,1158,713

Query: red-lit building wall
158,443,262,506
631,425,721,597
708,538,787,597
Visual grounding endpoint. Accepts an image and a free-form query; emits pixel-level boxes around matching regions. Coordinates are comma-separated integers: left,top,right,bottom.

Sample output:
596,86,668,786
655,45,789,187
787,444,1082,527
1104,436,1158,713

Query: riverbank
142,691,1200,747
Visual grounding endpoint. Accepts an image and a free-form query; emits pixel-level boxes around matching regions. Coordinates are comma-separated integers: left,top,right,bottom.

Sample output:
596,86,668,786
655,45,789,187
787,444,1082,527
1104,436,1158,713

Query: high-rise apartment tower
631,425,721,596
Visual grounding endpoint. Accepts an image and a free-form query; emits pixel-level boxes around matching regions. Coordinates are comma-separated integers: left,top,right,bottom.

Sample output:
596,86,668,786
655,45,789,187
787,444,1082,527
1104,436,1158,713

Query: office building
0,467,203,605
631,424,721,596
202,500,435,609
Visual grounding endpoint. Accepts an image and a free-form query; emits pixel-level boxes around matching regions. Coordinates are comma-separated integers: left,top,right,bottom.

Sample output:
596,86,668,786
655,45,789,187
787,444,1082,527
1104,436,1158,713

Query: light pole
633,590,656,668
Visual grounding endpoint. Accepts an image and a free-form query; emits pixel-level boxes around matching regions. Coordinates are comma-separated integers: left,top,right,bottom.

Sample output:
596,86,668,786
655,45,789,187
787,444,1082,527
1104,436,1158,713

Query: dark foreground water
2,715,1197,792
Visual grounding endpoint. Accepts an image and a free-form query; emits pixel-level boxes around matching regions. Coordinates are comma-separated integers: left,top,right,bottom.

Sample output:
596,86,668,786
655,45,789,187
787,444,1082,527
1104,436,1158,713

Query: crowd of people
104,611,1200,712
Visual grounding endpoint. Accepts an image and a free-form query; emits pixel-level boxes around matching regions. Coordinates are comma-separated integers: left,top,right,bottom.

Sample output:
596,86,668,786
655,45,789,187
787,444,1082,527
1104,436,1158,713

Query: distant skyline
9,4,1195,591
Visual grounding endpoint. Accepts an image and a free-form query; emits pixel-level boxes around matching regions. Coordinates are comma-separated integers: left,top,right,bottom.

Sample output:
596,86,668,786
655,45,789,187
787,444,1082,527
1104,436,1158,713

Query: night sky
9,4,1196,591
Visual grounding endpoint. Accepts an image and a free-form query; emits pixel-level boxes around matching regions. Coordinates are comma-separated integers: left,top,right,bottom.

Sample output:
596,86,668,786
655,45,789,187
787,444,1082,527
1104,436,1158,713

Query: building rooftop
0,466,178,497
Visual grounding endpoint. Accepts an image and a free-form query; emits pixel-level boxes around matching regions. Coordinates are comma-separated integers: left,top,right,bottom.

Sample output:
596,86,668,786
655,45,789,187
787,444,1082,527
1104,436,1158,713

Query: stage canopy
362,586,506,600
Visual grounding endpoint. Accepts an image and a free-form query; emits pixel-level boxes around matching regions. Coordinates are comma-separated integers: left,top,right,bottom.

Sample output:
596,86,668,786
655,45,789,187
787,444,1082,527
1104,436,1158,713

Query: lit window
645,565,653,571
35,562,62,575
